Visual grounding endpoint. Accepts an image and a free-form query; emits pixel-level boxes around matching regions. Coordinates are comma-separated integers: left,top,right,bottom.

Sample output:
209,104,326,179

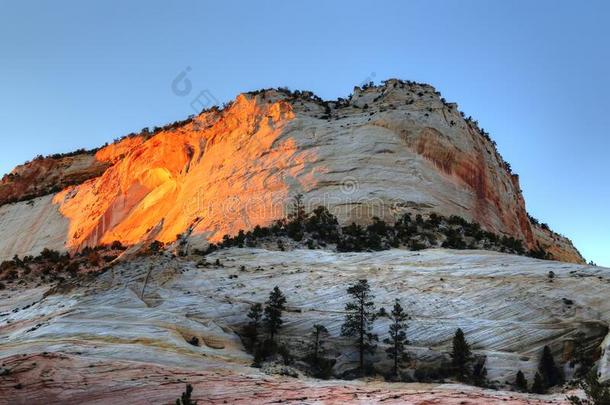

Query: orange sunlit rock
53,93,300,251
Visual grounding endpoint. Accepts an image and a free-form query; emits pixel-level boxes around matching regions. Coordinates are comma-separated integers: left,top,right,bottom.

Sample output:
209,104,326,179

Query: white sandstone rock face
0,153,109,206
0,80,583,263
0,248,606,403
0,195,69,259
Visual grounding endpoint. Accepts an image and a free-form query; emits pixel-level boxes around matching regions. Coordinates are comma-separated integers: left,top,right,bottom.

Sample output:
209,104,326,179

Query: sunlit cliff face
0,80,584,263
54,93,301,250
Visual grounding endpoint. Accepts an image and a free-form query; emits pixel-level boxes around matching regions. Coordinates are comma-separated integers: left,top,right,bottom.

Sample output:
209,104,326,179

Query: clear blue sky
1,1,608,265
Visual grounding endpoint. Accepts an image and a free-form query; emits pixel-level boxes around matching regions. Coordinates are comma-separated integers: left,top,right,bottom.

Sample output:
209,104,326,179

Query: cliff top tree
264,286,287,341
341,279,378,373
450,328,473,381
382,299,410,378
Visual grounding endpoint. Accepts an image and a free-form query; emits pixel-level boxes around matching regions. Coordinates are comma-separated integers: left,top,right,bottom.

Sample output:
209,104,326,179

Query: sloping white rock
0,195,68,260
0,247,607,405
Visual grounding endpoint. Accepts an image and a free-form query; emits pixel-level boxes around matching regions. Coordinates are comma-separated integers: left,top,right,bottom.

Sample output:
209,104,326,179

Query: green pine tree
450,328,472,381
176,384,197,405
539,345,562,388
246,303,263,344
515,370,528,392
286,194,306,240
310,324,329,362
263,286,287,341
382,299,410,378
307,324,334,379
532,372,546,394
341,279,378,373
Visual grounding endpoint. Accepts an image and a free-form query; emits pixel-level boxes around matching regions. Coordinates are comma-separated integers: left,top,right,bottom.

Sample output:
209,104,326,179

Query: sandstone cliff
0,79,584,263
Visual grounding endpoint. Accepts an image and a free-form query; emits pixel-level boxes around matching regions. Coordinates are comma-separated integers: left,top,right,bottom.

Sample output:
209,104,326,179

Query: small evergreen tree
539,345,562,389
286,194,306,240
306,324,335,379
515,370,528,392
567,369,610,404
450,328,472,381
176,384,197,405
532,372,546,394
305,206,340,243
264,286,287,341
246,303,263,344
290,193,306,223
341,279,378,373
310,324,329,362
382,299,410,378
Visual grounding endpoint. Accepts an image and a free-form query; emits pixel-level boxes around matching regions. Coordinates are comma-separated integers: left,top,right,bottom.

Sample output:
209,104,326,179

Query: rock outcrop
0,152,109,205
0,80,584,263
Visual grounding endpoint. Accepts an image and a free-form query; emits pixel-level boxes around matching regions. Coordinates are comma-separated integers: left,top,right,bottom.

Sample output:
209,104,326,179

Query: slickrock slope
0,79,583,263
0,194,69,259
2,248,605,403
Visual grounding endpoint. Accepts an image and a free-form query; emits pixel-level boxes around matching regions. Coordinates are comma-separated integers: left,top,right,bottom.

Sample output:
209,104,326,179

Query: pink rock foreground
0,353,567,404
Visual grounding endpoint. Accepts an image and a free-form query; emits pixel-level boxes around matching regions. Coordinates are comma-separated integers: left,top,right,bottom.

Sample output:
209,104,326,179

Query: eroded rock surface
0,248,606,403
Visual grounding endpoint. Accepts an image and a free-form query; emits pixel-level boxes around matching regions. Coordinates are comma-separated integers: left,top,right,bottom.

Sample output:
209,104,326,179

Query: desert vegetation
0,242,126,288
203,195,551,260
567,370,610,404
237,278,601,395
